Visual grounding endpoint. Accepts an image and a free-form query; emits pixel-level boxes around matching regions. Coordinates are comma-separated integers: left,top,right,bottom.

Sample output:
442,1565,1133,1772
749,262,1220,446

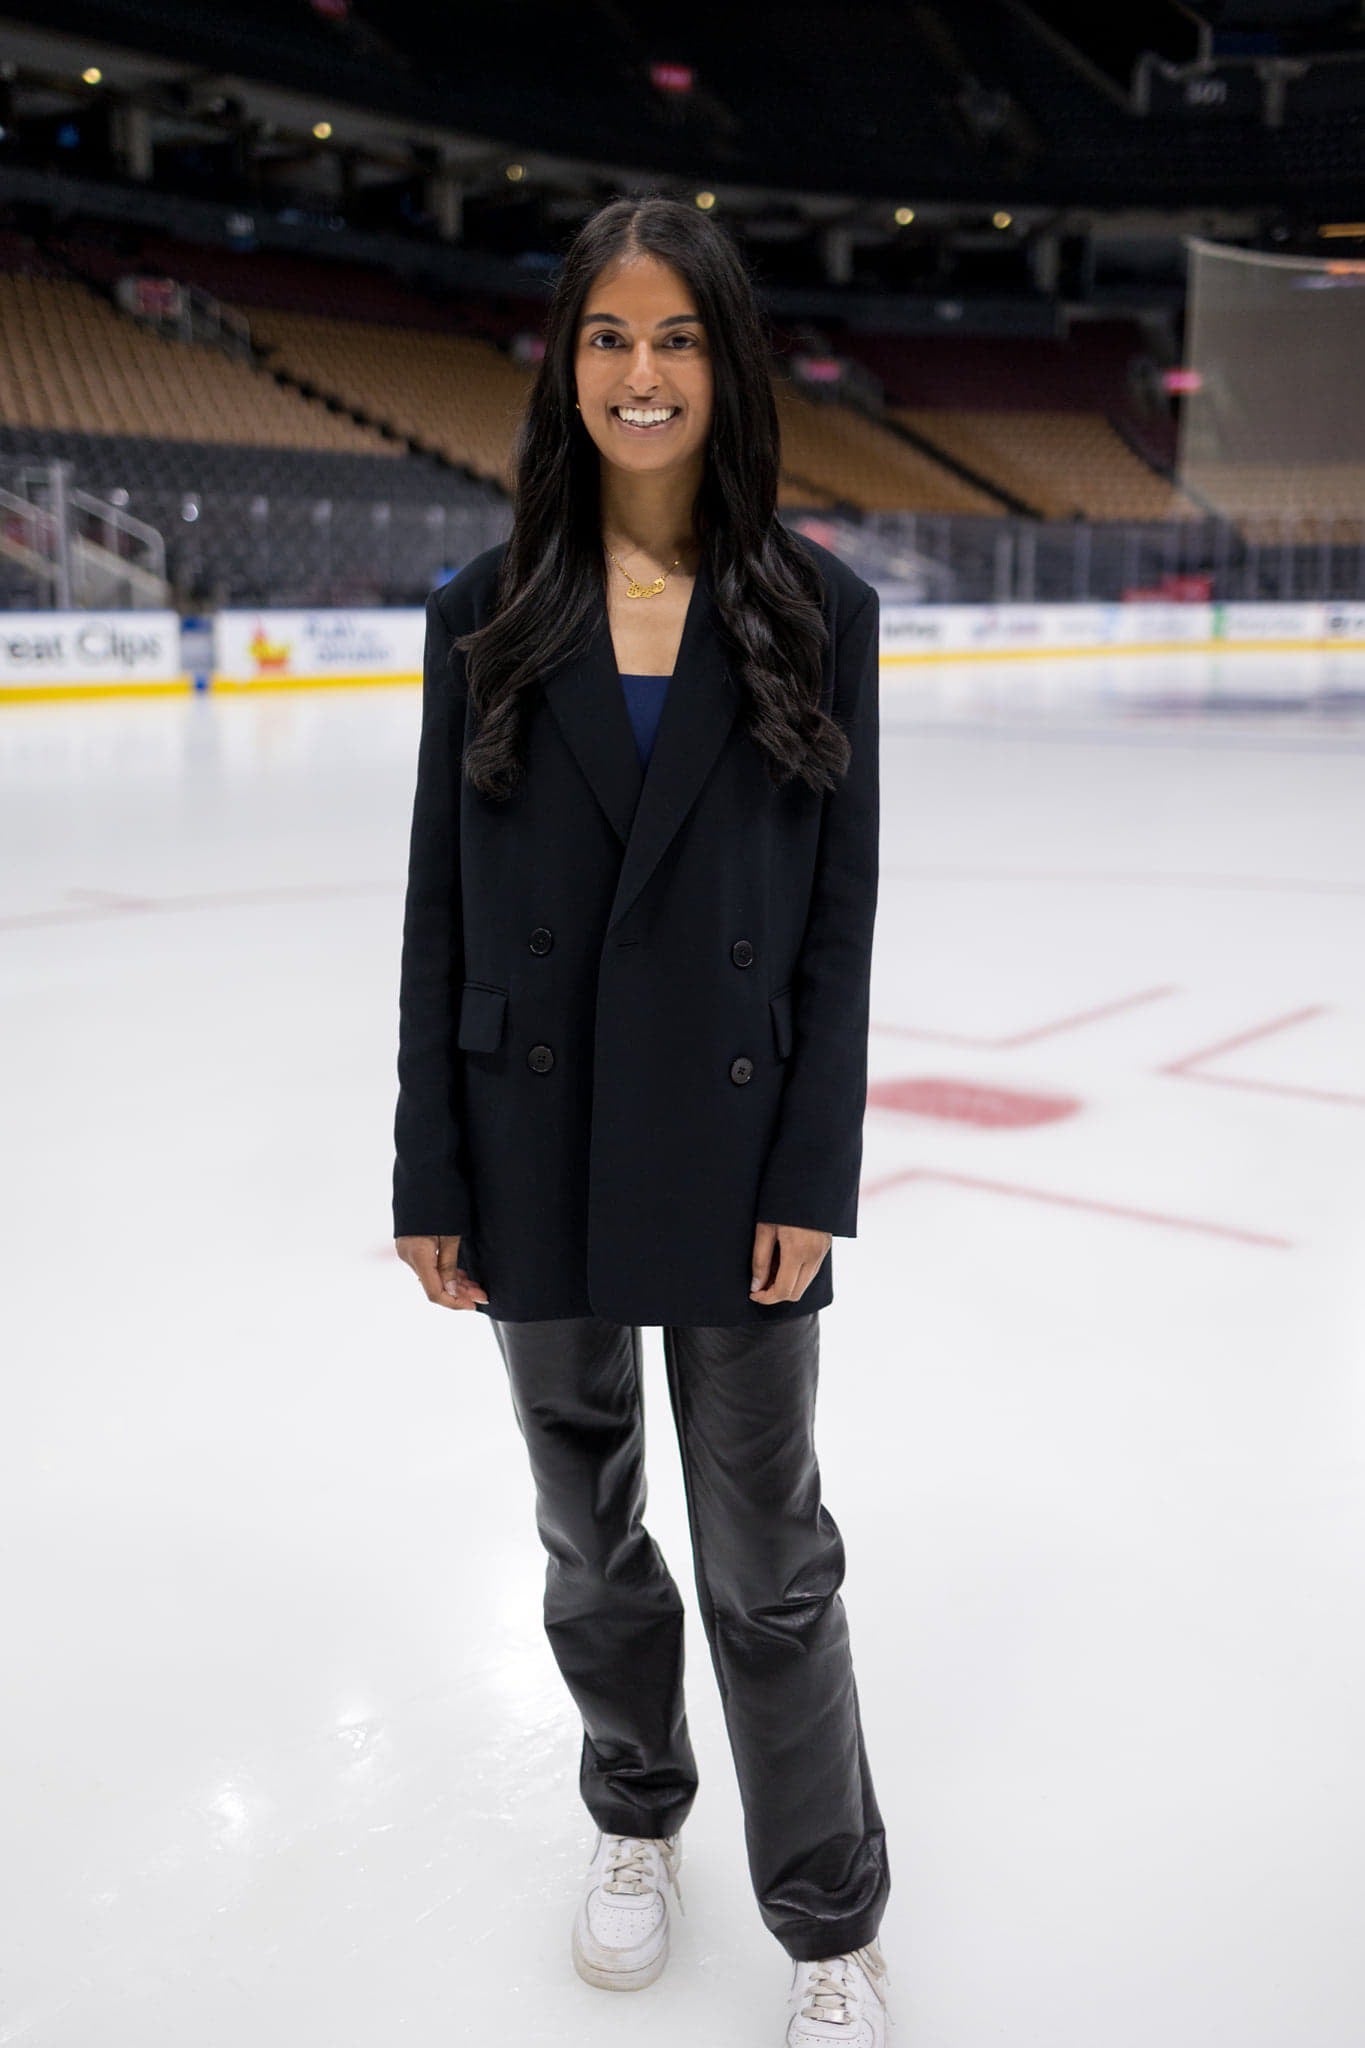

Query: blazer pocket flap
457,981,508,1053
769,984,794,1062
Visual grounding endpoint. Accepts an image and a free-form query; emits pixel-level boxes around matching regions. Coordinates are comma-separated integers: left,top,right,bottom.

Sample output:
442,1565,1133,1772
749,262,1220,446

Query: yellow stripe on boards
0,678,196,703
0,672,424,702
212,672,423,692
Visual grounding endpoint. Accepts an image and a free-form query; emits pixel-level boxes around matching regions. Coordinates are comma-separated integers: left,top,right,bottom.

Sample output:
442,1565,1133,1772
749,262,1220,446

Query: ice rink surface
1,648,1362,2047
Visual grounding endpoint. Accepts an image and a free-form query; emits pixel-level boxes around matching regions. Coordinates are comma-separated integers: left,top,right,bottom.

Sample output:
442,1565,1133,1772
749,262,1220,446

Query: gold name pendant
606,546,682,600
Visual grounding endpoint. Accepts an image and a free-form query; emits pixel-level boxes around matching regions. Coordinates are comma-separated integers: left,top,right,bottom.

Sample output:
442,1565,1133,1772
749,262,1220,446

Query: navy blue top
619,671,672,768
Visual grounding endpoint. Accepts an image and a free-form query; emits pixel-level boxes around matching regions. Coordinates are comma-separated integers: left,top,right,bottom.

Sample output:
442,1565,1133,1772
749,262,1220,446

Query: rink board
879,600,1365,661
4,601,1365,700
0,611,186,699
212,608,425,690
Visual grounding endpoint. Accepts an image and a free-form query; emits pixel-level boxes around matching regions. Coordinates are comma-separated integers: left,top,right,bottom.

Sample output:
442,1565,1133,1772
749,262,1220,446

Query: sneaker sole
571,1917,669,1992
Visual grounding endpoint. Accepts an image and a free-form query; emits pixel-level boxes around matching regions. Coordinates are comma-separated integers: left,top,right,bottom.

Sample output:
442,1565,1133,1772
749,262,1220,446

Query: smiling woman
391,194,890,2045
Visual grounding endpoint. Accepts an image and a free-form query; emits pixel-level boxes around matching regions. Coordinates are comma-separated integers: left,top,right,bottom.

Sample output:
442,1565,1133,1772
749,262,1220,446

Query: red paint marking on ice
1160,1005,1365,1109
862,1165,1293,1249
867,1077,1082,1128
876,984,1178,1049
65,887,162,910
0,881,394,932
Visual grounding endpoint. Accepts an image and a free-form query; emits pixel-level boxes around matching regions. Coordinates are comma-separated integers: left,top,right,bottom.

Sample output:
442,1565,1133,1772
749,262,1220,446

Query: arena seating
243,311,530,487
1176,466,1365,535
893,407,1202,521
834,321,1194,521
0,274,400,457
774,385,1003,515
0,424,510,606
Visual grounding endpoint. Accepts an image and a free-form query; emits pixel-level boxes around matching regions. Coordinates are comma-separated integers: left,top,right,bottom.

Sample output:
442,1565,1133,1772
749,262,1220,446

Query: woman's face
573,250,714,486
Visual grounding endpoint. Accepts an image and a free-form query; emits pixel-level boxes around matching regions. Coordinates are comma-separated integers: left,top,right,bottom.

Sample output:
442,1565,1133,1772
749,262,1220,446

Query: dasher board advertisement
0,613,184,696
215,609,426,688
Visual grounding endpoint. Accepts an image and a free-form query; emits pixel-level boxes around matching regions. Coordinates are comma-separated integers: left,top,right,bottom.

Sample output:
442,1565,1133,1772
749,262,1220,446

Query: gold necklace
605,544,683,600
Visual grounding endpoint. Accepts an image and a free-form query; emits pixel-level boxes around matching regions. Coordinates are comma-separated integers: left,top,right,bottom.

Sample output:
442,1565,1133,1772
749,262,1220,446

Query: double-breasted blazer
392,529,880,1325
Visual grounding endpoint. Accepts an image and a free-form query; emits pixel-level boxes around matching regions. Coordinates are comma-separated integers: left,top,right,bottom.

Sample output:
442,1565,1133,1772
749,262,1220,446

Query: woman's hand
396,1234,490,1311
749,1220,832,1304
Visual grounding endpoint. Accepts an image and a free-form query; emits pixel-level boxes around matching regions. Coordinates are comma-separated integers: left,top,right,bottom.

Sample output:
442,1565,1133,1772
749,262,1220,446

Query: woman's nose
625,345,661,391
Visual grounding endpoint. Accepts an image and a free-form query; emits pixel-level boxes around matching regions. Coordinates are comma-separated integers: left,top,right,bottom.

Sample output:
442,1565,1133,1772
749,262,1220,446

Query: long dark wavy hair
457,195,851,799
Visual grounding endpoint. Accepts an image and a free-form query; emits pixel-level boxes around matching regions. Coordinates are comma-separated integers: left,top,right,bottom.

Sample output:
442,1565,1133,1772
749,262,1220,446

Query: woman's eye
584,330,699,349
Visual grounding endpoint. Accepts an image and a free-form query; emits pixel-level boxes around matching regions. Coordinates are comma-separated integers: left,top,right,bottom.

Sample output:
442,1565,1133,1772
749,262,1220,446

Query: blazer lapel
542,554,742,934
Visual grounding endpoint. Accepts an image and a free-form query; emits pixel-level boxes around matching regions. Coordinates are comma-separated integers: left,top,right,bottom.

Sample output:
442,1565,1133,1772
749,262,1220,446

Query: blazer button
528,1044,555,1074
729,1056,754,1084
731,938,754,968
529,927,553,955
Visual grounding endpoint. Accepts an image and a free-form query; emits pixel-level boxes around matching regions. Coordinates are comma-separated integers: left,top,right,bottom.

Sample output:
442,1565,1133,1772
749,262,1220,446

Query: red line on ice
861,1165,1293,1249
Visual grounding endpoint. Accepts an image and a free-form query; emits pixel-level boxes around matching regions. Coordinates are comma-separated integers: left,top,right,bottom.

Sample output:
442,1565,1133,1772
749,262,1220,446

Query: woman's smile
611,403,682,434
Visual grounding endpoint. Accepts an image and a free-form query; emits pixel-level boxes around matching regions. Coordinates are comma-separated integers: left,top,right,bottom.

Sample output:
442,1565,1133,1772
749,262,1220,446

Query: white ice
1,648,1362,2047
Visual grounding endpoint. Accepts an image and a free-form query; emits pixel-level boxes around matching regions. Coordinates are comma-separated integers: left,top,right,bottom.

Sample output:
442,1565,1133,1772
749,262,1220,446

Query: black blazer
392,531,880,1325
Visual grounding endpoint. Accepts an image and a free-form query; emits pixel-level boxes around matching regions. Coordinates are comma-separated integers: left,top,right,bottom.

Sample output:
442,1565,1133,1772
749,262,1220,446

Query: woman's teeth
613,406,679,428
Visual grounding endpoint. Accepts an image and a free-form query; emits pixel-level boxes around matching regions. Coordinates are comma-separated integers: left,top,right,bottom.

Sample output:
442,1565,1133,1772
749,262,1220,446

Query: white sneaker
570,1828,684,1991
785,1941,892,2045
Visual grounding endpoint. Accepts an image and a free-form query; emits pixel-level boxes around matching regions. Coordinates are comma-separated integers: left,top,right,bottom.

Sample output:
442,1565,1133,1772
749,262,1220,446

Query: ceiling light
505,162,525,181
312,120,332,140
695,190,716,211
894,206,915,226
992,210,1013,229
82,66,102,85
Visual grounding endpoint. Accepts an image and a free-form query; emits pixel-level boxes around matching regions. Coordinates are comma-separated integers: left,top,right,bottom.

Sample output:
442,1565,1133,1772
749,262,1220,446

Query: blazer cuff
392,1169,475,1241
754,1164,860,1239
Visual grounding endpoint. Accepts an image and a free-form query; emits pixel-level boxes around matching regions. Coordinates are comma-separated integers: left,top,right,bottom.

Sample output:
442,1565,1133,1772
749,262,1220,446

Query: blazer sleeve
755,586,881,1237
392,586,475,1238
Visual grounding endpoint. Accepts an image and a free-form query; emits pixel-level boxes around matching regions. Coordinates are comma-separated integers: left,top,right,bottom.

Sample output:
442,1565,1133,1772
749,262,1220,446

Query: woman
393,195,891,2045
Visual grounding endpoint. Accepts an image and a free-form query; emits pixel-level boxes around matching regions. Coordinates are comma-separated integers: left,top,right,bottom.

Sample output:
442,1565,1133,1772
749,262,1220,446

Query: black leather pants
487,1309,890,1961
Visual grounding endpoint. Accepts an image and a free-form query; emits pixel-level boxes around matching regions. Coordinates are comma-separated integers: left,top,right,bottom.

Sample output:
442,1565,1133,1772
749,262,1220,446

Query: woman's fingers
446,1270,491,1309
397,1234,452,1305
434,1236,461,1295
749,1222,832,1304
436,1233,491,1309
396,1234,491,1310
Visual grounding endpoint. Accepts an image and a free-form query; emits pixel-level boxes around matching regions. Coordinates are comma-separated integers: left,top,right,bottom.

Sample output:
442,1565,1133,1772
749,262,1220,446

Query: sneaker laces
798,1953,857,2026
601,1833,683,1909
798,1945,884,2027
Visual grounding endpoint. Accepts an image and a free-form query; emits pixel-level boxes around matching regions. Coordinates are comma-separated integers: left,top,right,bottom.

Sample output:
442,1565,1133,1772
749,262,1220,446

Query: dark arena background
1,5,1361,2044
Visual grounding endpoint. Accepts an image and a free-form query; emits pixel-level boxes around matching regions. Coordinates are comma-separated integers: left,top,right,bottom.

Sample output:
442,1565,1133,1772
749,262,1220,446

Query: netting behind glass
1177,236,1365,538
